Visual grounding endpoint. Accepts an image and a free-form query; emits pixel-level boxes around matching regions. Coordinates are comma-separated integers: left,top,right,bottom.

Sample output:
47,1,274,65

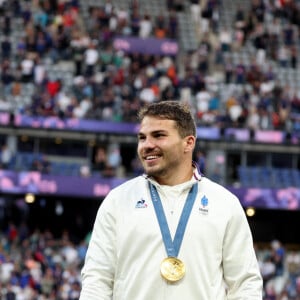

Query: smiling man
79,100,263,300
137,103,195,185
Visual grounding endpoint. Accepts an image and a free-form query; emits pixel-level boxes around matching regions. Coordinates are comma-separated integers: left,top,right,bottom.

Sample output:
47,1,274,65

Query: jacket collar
143,161,202,188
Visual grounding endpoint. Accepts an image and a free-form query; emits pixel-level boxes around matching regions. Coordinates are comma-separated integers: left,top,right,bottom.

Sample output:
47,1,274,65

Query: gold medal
160,257,185,282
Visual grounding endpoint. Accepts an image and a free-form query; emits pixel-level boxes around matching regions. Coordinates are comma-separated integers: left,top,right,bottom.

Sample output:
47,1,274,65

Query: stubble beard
143,163,166,178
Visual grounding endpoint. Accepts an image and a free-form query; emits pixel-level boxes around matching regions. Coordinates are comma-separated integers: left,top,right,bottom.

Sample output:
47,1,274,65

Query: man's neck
153,168,194,186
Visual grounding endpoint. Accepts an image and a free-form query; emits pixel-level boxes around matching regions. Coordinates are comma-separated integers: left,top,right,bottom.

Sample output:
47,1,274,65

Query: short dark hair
138,100,196,138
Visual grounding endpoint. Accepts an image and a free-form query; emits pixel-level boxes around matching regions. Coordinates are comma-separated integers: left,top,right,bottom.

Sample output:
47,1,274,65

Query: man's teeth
146,155,159,160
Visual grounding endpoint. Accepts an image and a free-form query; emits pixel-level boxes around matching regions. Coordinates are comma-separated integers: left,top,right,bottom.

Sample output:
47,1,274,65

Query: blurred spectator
154,14,167,38
92,146,115,177
260,254,276,287
234,5,246,33
277,45,290,68
1,36,11,59
224,57,234,84
20,54,34,83
270,239,286,277
33,56,47,86
290,45,297,69
197,34,211,73
286,251,300,296
1,11,11,35
251,0,265,23
30,155,51,174
130,9,140,37
107,143,124,177
219,27,233,52
116,5,130,34
190,0,201,25
196,86,211,115
46,77,61,97
84,41,98,77
235,60,246,84
266,18,281,61
282,23,295,47
139,13,152,38
3,283,17,300
70,31,86,76
0,144,13,169
168,9,178,38
1,59,15,98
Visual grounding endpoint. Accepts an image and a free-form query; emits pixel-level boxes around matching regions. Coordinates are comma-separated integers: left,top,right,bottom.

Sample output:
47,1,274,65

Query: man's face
137,116,188,182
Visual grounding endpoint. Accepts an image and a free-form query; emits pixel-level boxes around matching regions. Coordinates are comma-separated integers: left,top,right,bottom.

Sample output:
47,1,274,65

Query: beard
144,166,165,178
142,159,171,179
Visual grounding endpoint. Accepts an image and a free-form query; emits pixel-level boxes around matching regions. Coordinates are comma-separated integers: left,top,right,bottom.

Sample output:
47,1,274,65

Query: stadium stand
0,0,300,298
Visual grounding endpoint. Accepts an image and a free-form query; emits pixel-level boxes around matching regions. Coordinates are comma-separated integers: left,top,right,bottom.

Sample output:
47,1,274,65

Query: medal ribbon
149,182,198,258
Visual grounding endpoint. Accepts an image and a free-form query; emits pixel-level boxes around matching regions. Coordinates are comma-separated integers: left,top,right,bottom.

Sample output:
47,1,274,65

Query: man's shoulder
112,175,146,192
200,177,236,198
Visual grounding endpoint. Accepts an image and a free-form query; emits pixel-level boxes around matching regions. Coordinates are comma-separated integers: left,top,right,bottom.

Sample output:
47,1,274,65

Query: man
79,100,263,299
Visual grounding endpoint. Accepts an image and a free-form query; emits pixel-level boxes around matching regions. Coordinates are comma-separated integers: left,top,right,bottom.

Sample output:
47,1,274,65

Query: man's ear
184,135,196,153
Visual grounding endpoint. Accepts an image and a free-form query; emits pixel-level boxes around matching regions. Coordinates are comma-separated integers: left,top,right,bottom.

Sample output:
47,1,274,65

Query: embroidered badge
135,199,148,208
199,195,209,214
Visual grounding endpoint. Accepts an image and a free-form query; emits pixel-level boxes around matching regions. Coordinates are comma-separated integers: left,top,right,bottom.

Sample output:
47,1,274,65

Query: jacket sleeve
79,194,116,300
222,196,263,300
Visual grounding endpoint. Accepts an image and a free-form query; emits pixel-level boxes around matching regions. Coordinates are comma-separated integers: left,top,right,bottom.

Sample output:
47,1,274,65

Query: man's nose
142,137,155,148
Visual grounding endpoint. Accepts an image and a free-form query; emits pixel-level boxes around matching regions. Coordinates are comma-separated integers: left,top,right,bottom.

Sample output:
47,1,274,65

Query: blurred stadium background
0,0,300,298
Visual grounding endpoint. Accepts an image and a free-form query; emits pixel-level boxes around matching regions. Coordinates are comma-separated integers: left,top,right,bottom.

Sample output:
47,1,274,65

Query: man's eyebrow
138,129,168,136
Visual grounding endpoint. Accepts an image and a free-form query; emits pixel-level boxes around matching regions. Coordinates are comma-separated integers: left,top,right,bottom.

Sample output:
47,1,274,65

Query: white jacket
80,173,262,300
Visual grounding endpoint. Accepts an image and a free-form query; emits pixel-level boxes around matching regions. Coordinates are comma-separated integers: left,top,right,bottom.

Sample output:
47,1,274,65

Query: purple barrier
13,114,222,140
1,170,300,210
113,36,178,55
197,127,220,140
229,187,300,211
254,130,286,143
224,128,250,142
3,114,298,144
14,114,140,134
0,170,126,197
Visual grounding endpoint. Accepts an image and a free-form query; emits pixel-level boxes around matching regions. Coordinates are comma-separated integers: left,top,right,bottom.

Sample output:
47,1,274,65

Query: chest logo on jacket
199,195,209,214
135,198,148,208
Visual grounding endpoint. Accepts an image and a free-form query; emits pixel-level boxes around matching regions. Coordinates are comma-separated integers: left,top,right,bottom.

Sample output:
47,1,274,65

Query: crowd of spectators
0,0,299,134
258,239,300,300
0,0,299,177
0,222,88,299
1,222,300,299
